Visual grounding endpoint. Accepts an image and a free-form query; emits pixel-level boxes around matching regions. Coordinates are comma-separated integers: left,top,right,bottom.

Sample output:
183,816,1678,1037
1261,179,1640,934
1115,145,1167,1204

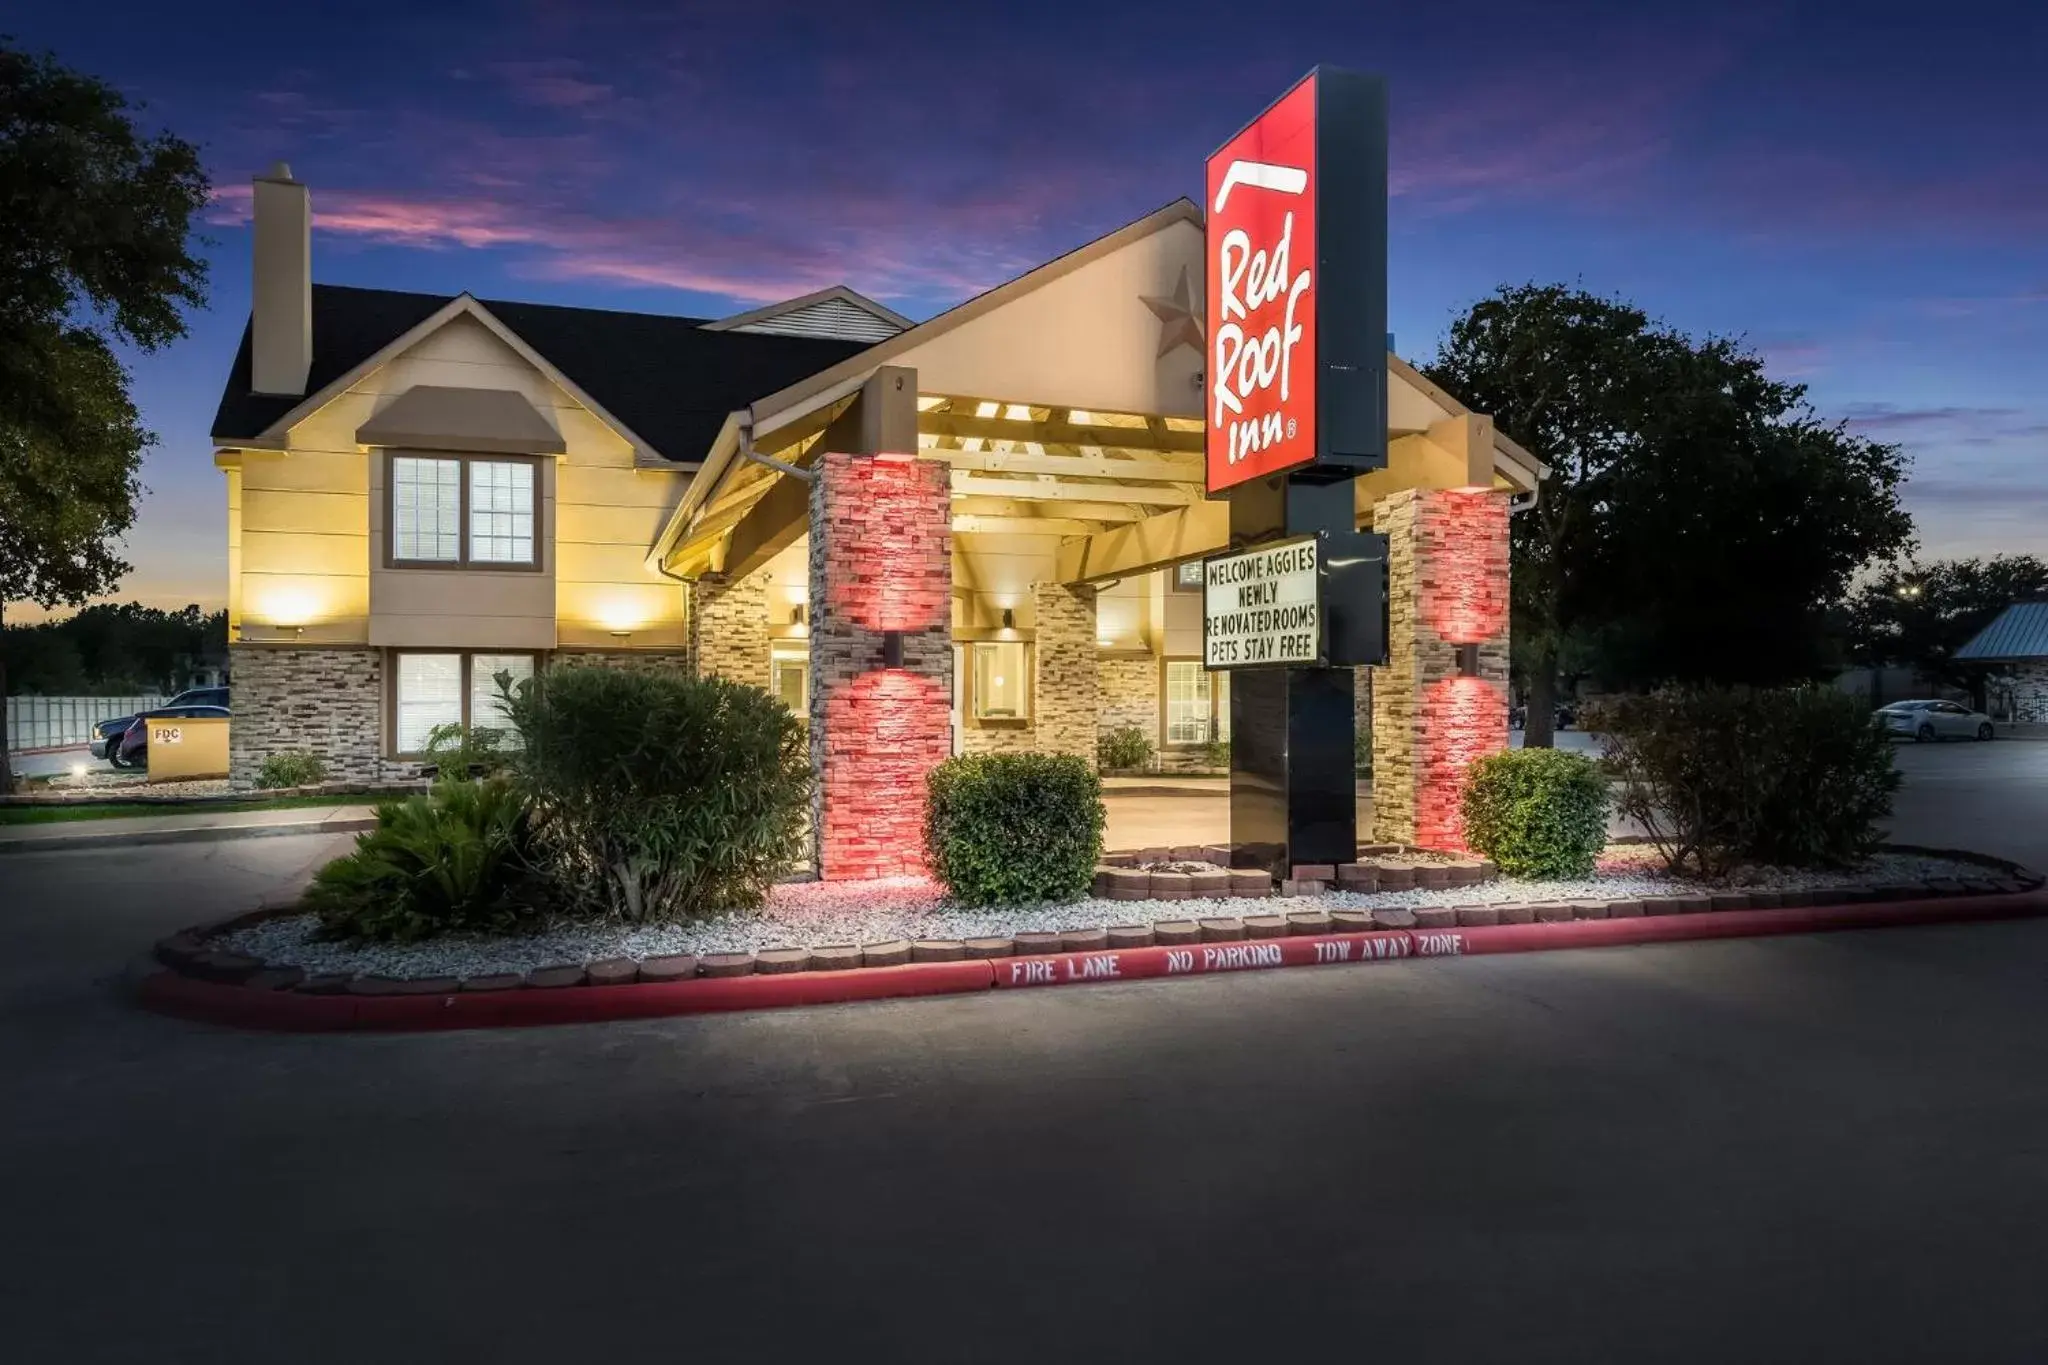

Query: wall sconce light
882,630,904,668
791,604,806,626
1456,643,1480,677
609,629,634,640
1001,607,1015,630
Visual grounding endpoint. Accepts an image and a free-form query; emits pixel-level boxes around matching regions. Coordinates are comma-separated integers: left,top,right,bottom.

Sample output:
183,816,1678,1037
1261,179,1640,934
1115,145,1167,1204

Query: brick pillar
1370,488,1510,849
1032,581,1098,761
690,569,770,688
809,451,953,880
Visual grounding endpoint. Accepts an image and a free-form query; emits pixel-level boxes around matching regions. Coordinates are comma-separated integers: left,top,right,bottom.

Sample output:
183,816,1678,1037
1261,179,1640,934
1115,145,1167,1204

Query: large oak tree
0,40,209,786
1424,284,1913,746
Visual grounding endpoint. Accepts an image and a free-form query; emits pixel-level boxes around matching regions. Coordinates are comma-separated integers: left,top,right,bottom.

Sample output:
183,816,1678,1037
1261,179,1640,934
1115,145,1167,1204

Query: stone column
809,449,953,880
1031,581,1098,761
1369,488,1510,849
690,569,771,687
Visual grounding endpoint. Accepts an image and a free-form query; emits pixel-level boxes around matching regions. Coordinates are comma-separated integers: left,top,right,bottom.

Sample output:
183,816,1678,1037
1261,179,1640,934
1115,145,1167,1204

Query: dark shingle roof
209,284,877,463
1955,602,2048,662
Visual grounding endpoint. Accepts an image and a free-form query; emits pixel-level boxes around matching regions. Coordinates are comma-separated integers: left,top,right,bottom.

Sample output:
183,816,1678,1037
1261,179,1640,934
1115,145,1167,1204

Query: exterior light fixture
791,604,806,626
1001,607,1015,629
1456,643,1480,677
608,629,633,640
882,630,904,668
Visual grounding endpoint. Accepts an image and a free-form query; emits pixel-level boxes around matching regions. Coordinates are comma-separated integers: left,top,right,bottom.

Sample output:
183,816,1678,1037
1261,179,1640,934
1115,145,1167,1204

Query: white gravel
217,849,1991,982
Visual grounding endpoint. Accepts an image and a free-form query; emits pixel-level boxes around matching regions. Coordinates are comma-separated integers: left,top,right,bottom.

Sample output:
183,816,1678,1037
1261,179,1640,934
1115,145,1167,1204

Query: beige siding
224,467,243,636
229,308,692,654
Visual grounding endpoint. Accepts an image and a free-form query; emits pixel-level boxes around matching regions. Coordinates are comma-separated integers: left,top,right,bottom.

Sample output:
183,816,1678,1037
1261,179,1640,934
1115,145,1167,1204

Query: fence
5,696,165,752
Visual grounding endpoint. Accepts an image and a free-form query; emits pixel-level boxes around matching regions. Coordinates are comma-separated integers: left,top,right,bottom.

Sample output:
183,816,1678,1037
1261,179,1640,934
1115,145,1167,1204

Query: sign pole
1203,68,1390,876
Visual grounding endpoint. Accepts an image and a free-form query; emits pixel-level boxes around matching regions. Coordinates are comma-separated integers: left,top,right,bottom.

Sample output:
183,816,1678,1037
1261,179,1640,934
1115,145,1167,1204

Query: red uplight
819,669,951,880
1416,674,1506,851
1419,489,1509,645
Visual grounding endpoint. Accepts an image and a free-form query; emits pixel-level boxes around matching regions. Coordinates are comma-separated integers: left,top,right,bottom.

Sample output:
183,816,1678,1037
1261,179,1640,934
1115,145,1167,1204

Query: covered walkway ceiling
657,369,1546,585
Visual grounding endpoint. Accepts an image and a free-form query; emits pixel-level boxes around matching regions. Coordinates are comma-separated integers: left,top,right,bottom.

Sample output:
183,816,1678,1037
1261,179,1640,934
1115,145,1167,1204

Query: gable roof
1955,602,2048,662
703,285,912,341
210,284,877,464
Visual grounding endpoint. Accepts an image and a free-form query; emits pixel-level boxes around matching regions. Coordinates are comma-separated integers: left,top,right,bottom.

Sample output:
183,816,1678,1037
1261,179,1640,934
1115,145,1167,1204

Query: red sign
1206,71,1319,493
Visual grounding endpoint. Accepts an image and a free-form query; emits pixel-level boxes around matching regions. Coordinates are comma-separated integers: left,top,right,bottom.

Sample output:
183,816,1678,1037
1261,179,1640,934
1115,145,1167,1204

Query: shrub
1202,736,1231,771
306,777,537,941
1097,725,1154,772
1354,726,1372,776
1591,684,1900,878
924,753,1105,905
1460,748,1611,879
421,721,510,779
255,750,327,790
499,665,810,921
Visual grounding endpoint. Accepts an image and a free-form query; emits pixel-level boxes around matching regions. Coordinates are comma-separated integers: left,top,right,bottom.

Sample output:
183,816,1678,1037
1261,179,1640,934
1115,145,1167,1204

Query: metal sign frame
1200,532,1329,671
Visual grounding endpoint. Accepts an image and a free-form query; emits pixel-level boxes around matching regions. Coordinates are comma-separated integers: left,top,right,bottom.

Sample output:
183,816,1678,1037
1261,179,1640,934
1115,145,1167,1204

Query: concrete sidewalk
0,803,377,855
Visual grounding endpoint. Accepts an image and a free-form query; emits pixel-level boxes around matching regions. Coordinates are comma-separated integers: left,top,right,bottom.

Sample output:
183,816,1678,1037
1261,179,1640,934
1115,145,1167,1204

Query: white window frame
391,650,537,756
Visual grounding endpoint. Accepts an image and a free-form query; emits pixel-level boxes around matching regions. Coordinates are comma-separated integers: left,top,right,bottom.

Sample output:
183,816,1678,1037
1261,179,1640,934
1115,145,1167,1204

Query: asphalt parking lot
2,739,2047,1363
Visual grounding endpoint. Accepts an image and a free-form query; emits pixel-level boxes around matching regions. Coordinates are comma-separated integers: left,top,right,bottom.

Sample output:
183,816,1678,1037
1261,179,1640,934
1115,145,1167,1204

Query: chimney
250,162,312,397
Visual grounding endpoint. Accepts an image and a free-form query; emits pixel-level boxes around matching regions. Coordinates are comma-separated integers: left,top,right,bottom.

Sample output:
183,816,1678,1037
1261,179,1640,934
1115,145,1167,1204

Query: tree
0,40,209,787
1424,283,1913,744
1843,555,2048,708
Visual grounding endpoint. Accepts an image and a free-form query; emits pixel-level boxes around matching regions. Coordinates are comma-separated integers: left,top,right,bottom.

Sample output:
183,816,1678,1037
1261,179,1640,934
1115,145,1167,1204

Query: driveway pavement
3,741,2048,1363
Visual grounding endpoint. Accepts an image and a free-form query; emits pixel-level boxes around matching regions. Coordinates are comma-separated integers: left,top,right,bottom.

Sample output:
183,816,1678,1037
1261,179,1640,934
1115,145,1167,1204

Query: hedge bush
1097,725,1154,772
498,665,810,921
924,753,1105,905
255,751,327,790
1460,748,1611,879
307,777,537,941
1590,684,1899,877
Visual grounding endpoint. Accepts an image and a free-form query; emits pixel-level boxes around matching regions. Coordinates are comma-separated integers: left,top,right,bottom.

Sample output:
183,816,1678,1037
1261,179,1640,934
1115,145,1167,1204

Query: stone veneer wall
1032,582,1099,761
550,651,692,675
1370,489,1510,848
957,723,1033,756
228,645,384,789
809,452,953,879
1099,654,1159,751
2000,663,2048,722
690,570,771,688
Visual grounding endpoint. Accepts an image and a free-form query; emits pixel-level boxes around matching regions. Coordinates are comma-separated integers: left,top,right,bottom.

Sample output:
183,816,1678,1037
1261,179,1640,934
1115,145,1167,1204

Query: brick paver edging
135,885,2048,1033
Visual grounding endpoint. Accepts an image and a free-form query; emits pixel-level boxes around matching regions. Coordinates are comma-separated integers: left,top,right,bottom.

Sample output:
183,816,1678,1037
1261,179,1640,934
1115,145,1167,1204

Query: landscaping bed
160,843,2035,994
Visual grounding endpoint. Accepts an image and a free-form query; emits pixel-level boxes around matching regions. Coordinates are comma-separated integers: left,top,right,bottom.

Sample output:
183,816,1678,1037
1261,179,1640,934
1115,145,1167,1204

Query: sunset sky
12,0,2046,617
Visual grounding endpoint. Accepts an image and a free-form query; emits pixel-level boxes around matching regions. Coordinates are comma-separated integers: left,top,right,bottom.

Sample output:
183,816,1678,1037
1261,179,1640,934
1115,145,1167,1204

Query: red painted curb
135,890,2048,1032
137,959,996,1032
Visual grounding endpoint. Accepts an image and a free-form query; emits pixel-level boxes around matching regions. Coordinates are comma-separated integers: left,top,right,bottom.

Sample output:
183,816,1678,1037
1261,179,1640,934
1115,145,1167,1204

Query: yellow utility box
144,716,231,783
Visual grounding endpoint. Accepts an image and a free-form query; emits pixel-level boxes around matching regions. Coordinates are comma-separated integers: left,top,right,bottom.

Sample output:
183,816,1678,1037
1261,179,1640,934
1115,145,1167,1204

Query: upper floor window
389,454,539,568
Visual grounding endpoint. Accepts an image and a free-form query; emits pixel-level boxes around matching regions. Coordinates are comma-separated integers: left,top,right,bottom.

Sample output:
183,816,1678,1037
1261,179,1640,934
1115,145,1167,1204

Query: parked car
1875,699,1994,743
116,704,231,768
91,687,229,768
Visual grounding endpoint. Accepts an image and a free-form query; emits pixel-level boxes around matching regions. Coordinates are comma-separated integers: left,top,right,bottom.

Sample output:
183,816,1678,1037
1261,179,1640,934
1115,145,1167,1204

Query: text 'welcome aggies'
990,929,1466,989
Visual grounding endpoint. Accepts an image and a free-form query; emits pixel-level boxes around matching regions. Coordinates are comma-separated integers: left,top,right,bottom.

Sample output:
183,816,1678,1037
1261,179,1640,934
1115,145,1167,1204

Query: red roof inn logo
1204,69,1388,496
1206,73,1318,493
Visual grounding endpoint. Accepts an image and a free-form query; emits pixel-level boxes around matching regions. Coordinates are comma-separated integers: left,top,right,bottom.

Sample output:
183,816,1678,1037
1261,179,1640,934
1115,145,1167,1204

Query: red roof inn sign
1205,68,1388,495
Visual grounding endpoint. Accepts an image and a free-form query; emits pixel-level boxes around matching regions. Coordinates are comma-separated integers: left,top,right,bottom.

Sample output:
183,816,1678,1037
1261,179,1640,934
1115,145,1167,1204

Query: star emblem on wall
1141,265,1205,358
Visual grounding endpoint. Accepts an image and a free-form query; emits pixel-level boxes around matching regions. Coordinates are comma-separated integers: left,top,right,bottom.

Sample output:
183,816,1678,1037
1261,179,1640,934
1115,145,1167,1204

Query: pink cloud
484,60,613,110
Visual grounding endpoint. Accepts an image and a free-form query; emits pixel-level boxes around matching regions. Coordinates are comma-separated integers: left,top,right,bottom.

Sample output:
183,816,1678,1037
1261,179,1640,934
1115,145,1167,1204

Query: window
1164,660,1212,744
972,641,1027,719
387,454,539,567
771,647,809,716
1164,661,1230,744
1173,559,1205,592
391,457,461,562
393,651,536,754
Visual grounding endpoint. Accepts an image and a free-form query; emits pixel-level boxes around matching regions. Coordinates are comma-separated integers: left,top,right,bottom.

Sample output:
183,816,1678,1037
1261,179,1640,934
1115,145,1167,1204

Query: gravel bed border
154,844,2045,995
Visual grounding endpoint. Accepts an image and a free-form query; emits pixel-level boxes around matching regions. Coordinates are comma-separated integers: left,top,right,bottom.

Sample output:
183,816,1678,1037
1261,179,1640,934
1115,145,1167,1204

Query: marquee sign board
1202,536,1325,669
1204,67,1388,495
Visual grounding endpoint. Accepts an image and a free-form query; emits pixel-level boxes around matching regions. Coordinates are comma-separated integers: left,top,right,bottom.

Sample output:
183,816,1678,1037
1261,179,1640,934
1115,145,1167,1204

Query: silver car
1877,699,1995,742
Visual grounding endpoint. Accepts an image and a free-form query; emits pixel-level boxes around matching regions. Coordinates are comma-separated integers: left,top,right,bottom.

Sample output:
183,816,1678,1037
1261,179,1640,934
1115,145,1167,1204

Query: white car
1876,699,1994,742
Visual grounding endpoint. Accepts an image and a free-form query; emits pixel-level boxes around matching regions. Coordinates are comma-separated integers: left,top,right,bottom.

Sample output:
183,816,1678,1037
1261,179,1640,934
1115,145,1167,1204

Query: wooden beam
954,515,1102,537
916,444,1200,482
1054,502,1229,583
951,496,1148,523
919,411,1203,453
719,470,813,583
948,472,1198,506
